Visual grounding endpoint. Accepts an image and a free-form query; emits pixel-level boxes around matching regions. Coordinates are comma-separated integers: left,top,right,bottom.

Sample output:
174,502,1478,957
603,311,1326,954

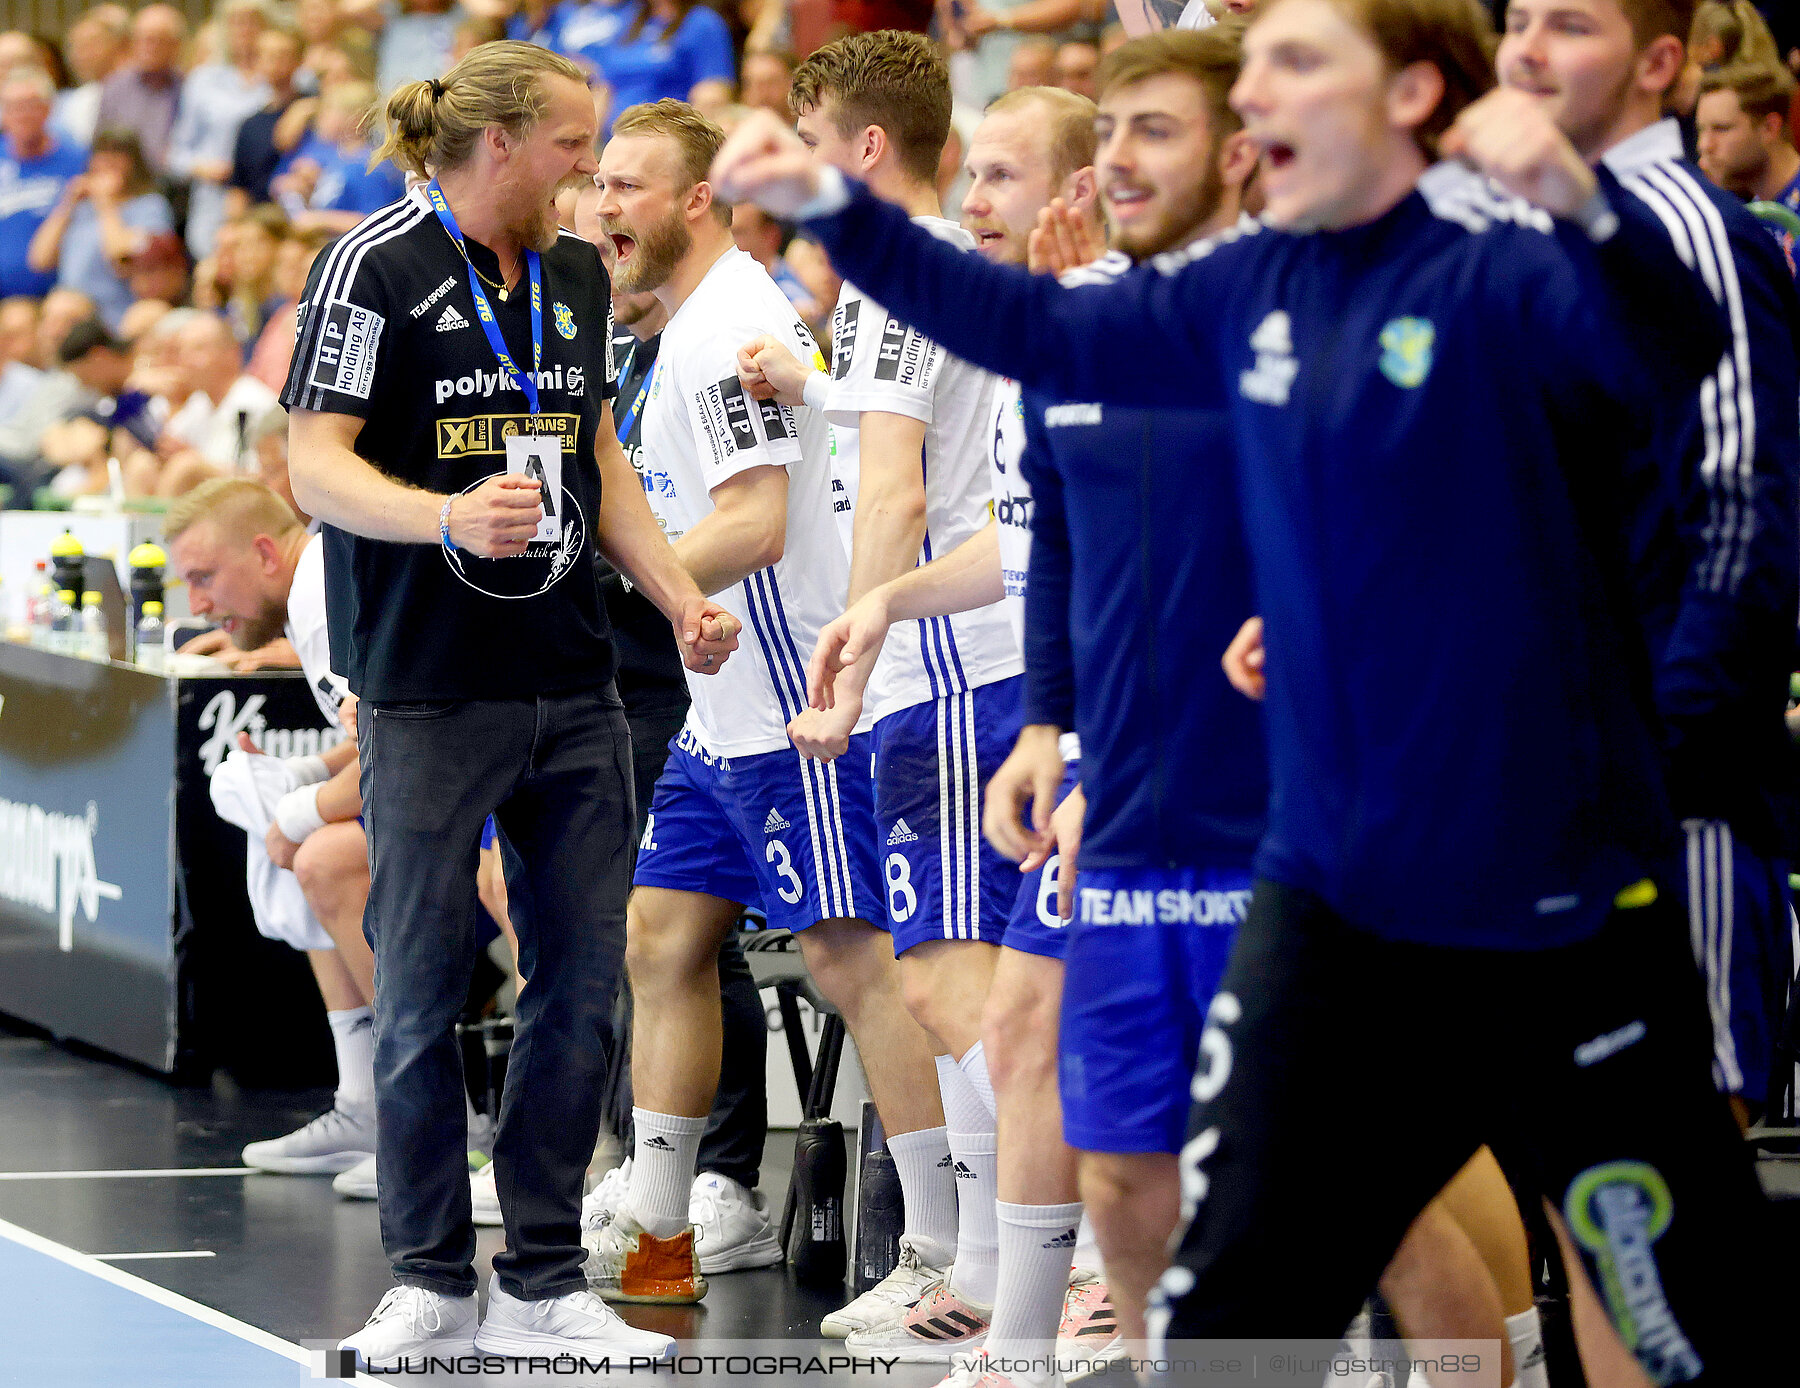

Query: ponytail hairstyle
374,40,587,180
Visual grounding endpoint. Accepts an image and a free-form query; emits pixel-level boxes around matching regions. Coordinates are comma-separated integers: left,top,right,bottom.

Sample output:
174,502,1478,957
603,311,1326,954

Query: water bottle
49,529,84,605
128,541,166,658
25,561,49,647
80,591,107,661
852,1145,906,1294
787,1116,848,1286
48,589,78,655
135,600,166,673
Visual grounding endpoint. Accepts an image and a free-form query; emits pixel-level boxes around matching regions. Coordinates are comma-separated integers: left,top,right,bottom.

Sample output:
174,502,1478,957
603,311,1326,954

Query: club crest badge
553,301,577,340
1378,317,1434,389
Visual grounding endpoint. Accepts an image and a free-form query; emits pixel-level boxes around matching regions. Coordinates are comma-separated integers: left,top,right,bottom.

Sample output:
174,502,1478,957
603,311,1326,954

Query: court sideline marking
0,1166,257,1180
0,1214,377,1383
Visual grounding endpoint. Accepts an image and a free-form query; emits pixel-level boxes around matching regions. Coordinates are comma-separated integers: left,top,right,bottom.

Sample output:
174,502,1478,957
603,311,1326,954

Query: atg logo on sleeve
308,301,385,399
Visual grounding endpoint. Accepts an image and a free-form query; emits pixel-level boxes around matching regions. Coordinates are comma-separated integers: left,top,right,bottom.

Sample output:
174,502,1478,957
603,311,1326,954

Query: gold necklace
458,244,516,301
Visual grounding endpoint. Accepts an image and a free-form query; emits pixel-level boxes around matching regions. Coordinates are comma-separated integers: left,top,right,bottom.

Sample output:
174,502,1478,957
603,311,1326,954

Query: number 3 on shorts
766,840,804,905
886,852,917,923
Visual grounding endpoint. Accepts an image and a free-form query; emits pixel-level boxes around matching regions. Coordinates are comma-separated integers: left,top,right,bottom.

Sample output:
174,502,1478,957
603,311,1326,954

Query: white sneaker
333,1152,379,1200
336,1141,493,1203
820,1235,950,1338
690,1171,783,1273
847,1278,991,1362
243,1103,375,1175
340,1284,477,1370
580,1158,633,1234
475,1273,677,1360
470,1158,503,1227
583,1208,708,1303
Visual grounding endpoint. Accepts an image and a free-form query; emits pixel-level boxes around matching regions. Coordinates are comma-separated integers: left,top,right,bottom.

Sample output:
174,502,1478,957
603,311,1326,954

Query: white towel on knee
208,749,333,952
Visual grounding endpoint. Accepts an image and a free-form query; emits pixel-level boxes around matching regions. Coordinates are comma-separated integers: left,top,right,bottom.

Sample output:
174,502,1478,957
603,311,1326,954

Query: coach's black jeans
622,699,769,1191
361,687,634,1300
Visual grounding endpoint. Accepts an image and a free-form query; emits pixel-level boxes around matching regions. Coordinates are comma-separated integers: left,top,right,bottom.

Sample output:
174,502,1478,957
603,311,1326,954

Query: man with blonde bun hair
283,39,739,1373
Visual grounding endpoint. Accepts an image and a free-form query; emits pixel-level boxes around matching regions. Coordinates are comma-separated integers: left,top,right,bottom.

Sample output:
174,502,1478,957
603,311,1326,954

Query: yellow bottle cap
129,541,166,568
50,530,83,558
143,601,164,616
81,591,101,605
58,589,76,603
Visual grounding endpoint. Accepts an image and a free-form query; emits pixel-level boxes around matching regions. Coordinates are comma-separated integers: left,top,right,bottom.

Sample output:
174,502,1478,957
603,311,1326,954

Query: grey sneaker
243,1103,375,1175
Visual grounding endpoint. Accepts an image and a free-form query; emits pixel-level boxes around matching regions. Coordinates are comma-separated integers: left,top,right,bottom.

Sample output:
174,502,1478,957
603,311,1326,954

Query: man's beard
610,208,693,295
506,175,587,253
227,602,287,652
1112,158,1227,261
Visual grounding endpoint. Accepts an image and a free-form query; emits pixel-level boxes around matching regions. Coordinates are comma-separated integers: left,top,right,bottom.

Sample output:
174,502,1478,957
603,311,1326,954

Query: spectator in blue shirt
273,81,405,235
26,132,176,331
509,0,575,47
575,0,735,133
0,68,88,299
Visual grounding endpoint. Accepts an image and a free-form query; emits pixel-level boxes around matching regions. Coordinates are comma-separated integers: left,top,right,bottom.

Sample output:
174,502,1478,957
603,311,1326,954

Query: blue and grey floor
0,1018,940,1386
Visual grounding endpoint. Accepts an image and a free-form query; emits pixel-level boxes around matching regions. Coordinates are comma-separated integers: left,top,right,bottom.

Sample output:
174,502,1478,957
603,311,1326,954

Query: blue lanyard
614,341,655,443
427,180,543,416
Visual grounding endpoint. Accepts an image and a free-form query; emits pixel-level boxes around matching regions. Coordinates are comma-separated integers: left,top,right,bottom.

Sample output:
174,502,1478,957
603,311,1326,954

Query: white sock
1505,1306,1548,1388
326,1007,374,1113
936,1053,1000,1304
957,1040,997,1122
1073,1211,1103,1276
947,1129,1000,1307
937,1052,991,1135
624,1108,705,1239
885,1125,957,1264
988,1200,1080,1360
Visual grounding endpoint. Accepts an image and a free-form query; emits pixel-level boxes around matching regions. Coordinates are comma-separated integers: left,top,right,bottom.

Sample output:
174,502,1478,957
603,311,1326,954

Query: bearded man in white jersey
732,31,1024,1354
577,99,949,1311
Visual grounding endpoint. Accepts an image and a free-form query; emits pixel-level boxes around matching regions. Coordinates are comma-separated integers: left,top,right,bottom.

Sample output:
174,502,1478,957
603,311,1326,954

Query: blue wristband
439,496,456,553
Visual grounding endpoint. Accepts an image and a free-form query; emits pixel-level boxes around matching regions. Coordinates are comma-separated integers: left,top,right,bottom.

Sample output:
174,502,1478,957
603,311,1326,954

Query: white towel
207,749,334,952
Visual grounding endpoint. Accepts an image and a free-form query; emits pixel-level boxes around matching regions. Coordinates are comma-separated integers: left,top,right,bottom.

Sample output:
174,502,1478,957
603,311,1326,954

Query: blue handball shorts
1003,766,1083,962
1675,819,1795,1105
872,676,1024,955
633,725,883,933
1060,863,1252,1153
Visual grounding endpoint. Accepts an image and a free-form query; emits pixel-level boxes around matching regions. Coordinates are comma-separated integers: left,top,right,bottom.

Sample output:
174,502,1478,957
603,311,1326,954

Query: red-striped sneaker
847,1280,992,1362
1057,1270,1125,1381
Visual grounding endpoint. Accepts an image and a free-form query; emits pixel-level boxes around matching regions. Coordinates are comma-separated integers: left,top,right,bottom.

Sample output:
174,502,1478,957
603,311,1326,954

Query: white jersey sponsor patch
640,248,853,758
824,216,1022,720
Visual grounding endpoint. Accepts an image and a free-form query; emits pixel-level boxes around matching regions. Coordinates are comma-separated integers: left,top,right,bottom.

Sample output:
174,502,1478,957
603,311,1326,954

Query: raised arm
712,112,1234,409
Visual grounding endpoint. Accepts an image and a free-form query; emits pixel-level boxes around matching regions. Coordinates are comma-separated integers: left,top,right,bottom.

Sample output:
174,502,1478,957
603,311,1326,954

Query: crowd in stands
0,0,1793,508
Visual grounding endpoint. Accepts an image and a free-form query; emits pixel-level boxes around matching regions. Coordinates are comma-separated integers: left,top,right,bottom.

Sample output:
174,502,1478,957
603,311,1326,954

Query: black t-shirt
281,190,619,701
602,323,687,709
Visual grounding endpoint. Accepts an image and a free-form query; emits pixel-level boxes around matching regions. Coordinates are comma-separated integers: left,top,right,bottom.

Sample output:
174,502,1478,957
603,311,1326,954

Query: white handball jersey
825,215,1021,721
1177,0,1218,28
642,247,854,758
285,533,352,728
988,377,1031,650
